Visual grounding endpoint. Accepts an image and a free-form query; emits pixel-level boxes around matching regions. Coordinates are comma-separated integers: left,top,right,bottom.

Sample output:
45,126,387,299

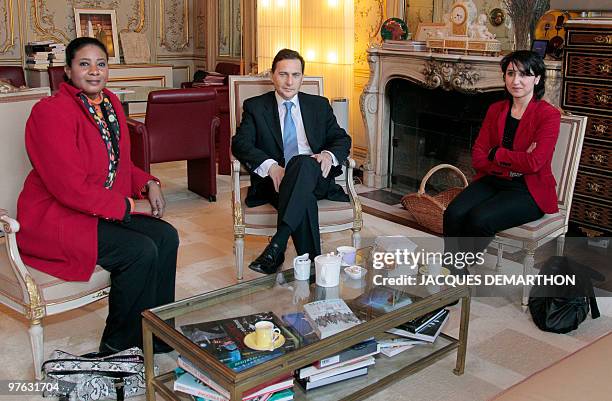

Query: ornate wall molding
354,0,384,69
194,0,205,50
159,0,189,52
125,0,145,33
31,0,71,43
0,0,15,53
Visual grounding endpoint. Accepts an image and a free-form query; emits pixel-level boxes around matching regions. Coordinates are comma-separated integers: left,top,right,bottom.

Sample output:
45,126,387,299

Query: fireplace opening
388,78,505,196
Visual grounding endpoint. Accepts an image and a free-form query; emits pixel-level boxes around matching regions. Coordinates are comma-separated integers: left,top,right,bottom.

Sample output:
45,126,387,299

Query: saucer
244,332,285,351
344,265,366,279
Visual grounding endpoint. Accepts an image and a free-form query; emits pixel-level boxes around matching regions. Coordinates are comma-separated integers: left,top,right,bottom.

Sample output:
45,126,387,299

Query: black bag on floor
528,256,601,334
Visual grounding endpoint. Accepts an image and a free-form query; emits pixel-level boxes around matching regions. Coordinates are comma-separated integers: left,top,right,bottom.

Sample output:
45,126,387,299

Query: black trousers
443,175,544,256
97,215,179,350
267,155,334,258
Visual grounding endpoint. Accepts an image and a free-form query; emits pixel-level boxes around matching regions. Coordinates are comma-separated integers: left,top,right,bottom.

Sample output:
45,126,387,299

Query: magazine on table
180,311,298,372
281,312,319,346
302,299,361,339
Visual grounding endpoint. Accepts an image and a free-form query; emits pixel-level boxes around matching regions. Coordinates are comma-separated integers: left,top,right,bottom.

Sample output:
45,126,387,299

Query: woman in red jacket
17,37,178,353
443,51,561,274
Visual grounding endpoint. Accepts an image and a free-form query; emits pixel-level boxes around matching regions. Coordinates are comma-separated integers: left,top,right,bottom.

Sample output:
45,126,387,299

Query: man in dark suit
232,49,351,274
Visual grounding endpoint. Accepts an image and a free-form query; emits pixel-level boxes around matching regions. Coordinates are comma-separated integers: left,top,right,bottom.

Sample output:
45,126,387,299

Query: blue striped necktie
283,101,299,163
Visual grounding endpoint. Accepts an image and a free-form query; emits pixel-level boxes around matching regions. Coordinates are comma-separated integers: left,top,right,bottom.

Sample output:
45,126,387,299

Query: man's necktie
283,101,299,163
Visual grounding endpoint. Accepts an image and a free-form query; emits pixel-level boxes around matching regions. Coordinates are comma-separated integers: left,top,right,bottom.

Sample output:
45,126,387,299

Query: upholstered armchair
128,88,220,201
0,88,111,379
229,76,363,280
494,114,587,308
0,66,26,87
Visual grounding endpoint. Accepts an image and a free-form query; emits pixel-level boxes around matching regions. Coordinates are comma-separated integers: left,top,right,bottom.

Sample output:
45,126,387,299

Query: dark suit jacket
232,91,351,207
472,98,561,214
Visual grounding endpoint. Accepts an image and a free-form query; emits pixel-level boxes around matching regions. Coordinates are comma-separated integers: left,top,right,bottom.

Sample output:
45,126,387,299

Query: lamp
257,0,301,73
257,0,354,108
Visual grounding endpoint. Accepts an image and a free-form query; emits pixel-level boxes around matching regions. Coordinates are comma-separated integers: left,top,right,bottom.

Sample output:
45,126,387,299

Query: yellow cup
254,321,281,350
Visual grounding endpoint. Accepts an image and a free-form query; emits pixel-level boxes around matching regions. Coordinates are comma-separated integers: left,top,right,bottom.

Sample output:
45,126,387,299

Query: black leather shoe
249,242,285,274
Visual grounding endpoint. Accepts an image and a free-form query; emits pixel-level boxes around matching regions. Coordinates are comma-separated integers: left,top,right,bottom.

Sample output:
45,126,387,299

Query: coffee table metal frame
142,270,470,401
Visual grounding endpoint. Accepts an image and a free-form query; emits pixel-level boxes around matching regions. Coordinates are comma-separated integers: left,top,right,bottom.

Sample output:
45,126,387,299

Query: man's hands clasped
311,152,333,178
269,152,333,193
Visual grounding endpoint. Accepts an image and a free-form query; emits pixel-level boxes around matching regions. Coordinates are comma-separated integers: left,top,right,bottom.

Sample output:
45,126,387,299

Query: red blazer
472,98,561,214
16,83,156,281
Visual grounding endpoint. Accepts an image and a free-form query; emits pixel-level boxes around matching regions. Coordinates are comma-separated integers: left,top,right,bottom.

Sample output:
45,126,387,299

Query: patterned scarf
80,92,121,188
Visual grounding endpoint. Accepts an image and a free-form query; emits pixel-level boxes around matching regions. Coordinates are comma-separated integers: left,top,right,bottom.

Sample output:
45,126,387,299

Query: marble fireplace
359,48,562,189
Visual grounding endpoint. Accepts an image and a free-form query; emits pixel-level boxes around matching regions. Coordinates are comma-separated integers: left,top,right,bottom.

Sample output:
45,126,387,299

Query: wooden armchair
493,114,587,308
229,76,362,280
0,88,111,379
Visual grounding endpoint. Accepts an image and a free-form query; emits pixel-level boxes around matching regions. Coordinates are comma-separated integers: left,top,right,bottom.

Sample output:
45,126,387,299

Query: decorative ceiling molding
159,0,189,51
0,0,15,53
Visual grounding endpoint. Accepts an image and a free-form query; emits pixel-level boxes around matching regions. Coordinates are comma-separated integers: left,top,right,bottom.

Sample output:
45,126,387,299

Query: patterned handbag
42,347,146,401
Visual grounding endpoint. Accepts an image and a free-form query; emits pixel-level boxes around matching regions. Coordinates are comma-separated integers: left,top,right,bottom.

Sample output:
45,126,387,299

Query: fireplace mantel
359,47,562,188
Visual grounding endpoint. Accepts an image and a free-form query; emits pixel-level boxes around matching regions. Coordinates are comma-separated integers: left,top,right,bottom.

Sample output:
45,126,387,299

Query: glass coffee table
142,248,470,401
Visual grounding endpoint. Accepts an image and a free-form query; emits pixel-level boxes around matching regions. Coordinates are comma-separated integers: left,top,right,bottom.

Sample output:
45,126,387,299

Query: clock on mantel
450,3,469,36
425,0,501,56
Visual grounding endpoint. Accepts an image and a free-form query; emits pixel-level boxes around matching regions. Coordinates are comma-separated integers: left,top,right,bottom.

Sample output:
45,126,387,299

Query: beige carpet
1,161,611,401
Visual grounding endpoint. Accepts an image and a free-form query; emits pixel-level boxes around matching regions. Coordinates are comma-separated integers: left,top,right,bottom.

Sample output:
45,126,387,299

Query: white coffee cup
337,246,357,265
293,253,310,281
254,321,281,350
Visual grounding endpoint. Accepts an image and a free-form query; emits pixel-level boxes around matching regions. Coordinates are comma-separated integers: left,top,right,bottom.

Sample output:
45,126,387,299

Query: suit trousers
97,215,179,350
266,155,334,258
443,175,544,257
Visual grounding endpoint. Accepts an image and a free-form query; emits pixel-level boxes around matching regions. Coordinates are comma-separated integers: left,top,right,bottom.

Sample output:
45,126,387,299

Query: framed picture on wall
74,8,120,64
531,39,549,59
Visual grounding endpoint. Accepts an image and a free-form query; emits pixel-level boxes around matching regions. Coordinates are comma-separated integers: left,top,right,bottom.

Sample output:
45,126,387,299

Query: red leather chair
127,88,220,201
0,66,26,87
47,66,65,93
214,62,240,76
179,83,231,175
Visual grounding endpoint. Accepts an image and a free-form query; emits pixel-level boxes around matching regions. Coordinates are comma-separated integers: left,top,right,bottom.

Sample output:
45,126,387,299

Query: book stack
381,40,427,52
386,308,450,344
302,299,361,339
180,312,297,372
49,43,66,66
25,41,66,69
175,357,295,400
296,354,376,391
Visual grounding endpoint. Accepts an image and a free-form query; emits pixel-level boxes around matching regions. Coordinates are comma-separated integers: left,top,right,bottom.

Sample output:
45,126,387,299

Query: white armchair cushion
30,265,110,305
240,187,354,229
496,213,565,241
0,246,110,308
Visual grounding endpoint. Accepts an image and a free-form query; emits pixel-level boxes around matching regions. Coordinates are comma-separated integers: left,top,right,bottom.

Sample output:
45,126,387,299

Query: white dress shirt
254,92,338,177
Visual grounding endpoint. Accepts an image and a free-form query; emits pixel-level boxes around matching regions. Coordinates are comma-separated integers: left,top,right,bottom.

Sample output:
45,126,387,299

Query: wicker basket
400,164,468,234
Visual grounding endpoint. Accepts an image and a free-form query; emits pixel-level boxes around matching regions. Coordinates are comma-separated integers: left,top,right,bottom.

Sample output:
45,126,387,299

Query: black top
502,109,520,150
